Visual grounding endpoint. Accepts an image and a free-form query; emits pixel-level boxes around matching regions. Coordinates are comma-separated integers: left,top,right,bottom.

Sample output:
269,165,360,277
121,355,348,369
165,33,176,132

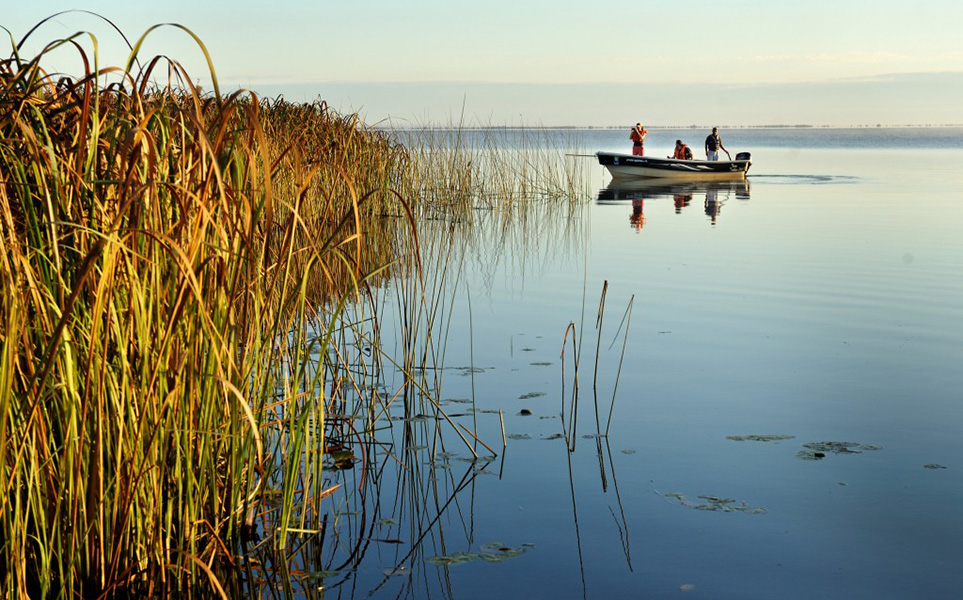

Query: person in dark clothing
704,127,730,161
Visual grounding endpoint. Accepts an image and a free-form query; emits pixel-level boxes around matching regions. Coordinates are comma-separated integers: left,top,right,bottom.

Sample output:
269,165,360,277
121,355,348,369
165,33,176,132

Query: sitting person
671,140,693,160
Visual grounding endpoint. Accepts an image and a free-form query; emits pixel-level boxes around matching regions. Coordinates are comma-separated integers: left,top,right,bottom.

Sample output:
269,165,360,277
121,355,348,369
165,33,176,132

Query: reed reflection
229,151,593,597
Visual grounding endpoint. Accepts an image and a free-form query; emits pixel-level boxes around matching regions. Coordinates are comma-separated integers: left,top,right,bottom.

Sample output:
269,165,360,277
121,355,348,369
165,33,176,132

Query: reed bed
234,190,589,598
0,24,411,597
1,18,594,599
399,124,590,214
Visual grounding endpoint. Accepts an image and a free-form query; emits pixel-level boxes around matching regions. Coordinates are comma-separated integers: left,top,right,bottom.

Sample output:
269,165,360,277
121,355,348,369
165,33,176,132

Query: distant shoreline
385,123,963,131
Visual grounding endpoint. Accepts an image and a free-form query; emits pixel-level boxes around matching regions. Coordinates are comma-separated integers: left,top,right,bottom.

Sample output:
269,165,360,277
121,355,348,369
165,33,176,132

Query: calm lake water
313,128,963,600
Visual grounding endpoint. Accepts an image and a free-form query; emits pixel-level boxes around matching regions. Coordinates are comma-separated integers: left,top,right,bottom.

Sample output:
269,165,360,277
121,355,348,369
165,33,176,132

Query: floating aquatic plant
726,434,796,442
426,543,529,567
662,493,767,515
796,441,883,460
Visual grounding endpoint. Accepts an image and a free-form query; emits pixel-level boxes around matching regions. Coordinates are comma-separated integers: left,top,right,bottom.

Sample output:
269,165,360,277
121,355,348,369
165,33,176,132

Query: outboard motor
735,152,751,161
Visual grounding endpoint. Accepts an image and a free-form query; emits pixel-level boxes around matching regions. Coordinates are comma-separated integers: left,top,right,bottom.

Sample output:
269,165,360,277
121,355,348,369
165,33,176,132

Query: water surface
315,128,963,600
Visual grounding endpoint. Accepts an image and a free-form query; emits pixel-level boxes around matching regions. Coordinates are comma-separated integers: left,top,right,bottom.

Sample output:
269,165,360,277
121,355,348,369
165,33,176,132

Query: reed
1,16,595,598
0,22,408,597
218,120,595,595
398,123,589,214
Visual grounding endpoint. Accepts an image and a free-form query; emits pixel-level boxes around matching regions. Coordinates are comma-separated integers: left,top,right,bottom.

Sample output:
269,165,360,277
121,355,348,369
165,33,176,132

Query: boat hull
597,151,750,181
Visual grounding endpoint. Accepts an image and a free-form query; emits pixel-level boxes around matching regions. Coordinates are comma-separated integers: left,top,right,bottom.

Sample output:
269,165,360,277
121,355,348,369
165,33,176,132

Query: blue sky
5,2,963,126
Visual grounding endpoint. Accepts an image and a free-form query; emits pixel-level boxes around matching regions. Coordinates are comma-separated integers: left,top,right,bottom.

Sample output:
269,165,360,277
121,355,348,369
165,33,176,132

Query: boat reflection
597,178,751,228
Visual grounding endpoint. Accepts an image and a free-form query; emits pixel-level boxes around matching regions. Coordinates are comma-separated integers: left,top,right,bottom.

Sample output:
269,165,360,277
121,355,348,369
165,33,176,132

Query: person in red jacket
629,123,647,156
671,140,693,160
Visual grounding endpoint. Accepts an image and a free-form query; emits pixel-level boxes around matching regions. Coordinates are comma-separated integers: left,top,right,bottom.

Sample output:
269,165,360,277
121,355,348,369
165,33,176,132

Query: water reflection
226,182,597,598
597,178,751,228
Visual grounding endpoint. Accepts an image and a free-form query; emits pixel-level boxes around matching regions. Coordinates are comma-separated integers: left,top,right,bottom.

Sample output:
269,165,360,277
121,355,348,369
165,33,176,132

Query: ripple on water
746,174,861,185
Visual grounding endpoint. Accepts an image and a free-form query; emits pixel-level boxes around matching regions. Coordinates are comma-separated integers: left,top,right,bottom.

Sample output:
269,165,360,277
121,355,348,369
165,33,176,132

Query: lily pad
530,362,552,366
427,544,528,567
663,492,767,515
478,548,526,563
924,463,948,470
797,441,883,460
518,392,546,400
458,367,487,376
307,570,341,580
508,433,532,440
426,552,478,566
327,449,356,470
727,434,795,442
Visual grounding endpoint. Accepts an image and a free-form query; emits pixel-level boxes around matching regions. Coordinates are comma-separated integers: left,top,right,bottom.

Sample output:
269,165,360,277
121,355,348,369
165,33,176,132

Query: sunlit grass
1,16,593,598
0,20,411,597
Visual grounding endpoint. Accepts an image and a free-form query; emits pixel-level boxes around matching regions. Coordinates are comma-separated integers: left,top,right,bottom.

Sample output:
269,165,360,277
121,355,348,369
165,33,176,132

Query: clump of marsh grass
0,19,410,597
397,121,591,217
1,14,596,598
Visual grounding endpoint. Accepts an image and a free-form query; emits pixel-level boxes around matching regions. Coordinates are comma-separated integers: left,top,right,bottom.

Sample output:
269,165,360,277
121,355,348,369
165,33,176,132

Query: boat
596,150,751,181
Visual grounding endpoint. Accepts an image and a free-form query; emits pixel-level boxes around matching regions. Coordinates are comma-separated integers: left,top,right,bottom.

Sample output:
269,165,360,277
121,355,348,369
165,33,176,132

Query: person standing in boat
629,123,647,156
704,127,730,161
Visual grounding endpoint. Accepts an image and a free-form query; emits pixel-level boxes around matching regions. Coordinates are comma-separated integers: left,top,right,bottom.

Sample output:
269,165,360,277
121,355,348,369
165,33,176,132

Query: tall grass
1,17,595,598
0,23,408,597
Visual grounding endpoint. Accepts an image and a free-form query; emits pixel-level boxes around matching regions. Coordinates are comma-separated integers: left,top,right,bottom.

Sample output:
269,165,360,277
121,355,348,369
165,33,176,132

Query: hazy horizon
250,72,963,129
7,3,963,128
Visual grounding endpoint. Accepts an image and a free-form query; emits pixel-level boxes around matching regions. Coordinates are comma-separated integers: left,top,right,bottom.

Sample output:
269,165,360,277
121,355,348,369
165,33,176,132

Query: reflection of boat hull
597,151,751,181
597,178,751,202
